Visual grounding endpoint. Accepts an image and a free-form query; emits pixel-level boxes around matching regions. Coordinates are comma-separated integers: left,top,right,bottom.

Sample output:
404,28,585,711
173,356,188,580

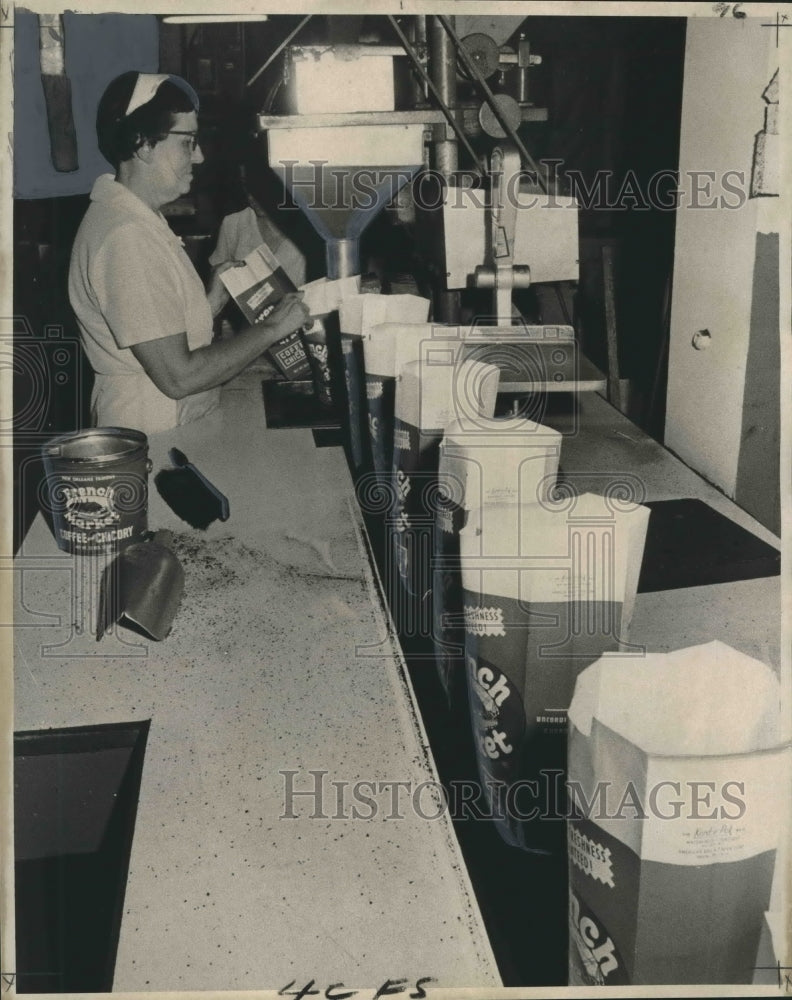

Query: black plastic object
637,498,780,593
168,448,230,520
155,454,230,531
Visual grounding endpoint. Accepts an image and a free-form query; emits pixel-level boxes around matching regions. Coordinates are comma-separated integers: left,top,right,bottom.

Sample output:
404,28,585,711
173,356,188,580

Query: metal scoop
97,530,185,642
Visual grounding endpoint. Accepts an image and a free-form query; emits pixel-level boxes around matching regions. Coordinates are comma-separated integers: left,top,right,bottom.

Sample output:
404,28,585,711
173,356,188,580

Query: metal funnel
266,124,425,279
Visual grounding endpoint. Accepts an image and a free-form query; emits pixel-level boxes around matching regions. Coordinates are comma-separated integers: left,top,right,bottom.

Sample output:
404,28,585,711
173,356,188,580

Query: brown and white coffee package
567,641,791,985
459,493,650,852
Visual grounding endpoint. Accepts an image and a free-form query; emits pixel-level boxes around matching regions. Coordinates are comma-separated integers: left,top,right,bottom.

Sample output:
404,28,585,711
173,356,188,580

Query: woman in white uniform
69,71,309,436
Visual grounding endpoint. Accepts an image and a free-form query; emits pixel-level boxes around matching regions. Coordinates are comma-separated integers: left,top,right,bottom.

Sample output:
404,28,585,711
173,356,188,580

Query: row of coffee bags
332,300,788,986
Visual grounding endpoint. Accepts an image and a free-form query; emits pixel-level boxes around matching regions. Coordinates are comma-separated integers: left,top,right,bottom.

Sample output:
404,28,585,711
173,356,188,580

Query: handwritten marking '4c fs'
279,978,436,1000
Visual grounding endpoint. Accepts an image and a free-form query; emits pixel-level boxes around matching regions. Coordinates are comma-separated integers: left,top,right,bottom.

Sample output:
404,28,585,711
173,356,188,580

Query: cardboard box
282,45,402,115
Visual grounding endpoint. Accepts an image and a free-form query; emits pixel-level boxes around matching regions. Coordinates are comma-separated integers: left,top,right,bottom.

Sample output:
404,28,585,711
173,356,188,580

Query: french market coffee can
40,427,151,554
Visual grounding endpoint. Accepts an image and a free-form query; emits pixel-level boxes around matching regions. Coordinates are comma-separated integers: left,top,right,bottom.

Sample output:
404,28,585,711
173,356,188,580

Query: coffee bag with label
459,493,650,852
567,642,791,985
434,416,562,707
339,293,376,475
392,359,500,606
361,309,431,476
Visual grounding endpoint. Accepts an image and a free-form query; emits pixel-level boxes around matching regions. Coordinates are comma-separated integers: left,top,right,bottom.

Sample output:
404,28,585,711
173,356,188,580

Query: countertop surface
549,391,781,672
13,376,501,992
13,376,784,990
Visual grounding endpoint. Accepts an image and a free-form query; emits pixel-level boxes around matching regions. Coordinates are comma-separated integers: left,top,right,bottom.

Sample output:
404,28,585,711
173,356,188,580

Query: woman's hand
207,260,246,318
262,292,311,339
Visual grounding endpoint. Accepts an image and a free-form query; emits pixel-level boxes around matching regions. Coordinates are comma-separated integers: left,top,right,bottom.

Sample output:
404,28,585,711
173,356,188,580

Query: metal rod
246,14,312,88
386,15,484,178
435,13,547,193
518,68,529,104
517,35,529,104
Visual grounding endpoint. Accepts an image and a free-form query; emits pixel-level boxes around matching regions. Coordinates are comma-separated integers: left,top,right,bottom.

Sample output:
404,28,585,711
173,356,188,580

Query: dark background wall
526,16,686,438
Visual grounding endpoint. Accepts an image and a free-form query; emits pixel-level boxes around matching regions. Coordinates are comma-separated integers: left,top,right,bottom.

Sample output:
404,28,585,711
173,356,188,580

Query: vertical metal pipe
517,34,529,104
414,15,428,49
434,288,461,325
410,15,428,105
429,14,458,178
428,15,460,323
517,69,529,104
326,239,359,280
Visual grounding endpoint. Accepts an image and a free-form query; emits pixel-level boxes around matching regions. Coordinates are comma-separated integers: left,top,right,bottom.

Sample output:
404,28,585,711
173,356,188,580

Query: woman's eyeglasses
163,130,201,151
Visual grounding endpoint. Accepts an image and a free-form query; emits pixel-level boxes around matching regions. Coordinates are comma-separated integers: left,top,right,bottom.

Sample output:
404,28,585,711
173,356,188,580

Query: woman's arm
206,258,249,318
206,267,230,318
130,292,309,399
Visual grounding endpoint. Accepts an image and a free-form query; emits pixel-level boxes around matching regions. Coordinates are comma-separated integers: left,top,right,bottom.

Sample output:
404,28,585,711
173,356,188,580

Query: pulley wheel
459,33,500,80
478,92,521,138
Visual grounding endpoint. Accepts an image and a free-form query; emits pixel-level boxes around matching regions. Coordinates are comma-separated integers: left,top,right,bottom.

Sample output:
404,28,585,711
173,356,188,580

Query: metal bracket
474,144,530,325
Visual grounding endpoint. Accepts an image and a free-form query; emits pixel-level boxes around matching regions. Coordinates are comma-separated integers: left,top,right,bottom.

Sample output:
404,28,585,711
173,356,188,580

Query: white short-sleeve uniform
69,174,220,435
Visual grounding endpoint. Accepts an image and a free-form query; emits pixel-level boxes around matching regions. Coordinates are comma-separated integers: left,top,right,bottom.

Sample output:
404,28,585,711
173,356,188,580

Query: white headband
125,72,199,117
